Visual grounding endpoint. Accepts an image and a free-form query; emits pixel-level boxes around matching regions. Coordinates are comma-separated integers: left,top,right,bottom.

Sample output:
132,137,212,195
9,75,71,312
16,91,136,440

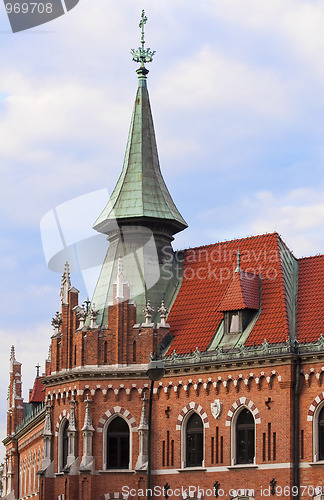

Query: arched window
107,417,130,469
58,419,69,472
236,409,255,464
319,405,324,461
186,413,203,467
62,420,69,469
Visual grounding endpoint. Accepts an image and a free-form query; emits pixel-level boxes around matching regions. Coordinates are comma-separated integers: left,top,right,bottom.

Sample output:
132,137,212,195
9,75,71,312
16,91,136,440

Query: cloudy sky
1,0,324,457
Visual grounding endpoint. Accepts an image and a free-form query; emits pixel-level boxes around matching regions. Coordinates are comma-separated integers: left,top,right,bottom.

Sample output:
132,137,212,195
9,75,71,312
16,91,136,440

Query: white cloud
156,46,290,119
196,186,324,257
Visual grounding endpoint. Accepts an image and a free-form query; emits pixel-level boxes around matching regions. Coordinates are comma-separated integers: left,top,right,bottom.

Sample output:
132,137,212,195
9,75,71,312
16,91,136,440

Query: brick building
2,13,324,500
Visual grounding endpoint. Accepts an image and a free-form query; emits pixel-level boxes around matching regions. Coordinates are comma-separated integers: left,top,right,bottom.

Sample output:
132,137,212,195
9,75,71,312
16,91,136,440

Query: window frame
58,417,69,473
231,407,256,466
313,401,324,463
103,415,132,471
181,410,204,469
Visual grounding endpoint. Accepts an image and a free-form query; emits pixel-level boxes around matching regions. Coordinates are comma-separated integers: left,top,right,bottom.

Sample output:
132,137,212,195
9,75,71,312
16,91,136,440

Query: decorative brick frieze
97,407,138,433
100,493,133,500
175,402,209,430
225,397,261,426
54,410,70,436
307,392,324,421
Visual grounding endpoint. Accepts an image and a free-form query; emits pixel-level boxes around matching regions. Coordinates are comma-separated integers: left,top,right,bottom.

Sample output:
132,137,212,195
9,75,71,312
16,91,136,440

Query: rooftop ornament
158,300,168,325
51,311,62,336
235,249,241,273
143,300,154,324
89,304,99,329
131,9,156,68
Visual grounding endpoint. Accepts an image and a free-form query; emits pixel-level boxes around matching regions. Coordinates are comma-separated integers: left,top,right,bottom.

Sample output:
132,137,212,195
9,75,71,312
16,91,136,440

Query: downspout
14,438,20,500
293,355,301,500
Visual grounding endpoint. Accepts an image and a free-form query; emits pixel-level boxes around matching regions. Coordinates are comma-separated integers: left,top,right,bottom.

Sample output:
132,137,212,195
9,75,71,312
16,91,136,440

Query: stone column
66,397,79,474
39,402,54,476
135,396,149,471
79,396,95,473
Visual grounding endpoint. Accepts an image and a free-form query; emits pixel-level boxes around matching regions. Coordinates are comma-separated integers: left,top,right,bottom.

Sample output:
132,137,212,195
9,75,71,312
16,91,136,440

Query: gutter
293,355,301,499
14,438,19,500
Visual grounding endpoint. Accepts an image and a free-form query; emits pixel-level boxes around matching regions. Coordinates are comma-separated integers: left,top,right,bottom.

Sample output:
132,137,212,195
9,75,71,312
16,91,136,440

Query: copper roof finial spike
235,249,241,273
139,9,147,49
131,9,156,68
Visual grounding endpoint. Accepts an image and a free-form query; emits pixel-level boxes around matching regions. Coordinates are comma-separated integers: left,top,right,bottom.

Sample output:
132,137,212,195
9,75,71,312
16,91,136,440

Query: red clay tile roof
297,254,324,343
167,233,290,354
218,271,260,311
29,377,45,403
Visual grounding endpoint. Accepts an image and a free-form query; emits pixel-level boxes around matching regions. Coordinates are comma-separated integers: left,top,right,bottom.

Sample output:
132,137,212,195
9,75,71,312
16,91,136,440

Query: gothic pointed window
62,420,69,469
236,409,255,464
58,419,69,472
186,413,203,467
319,405,324,461
107,417,130,469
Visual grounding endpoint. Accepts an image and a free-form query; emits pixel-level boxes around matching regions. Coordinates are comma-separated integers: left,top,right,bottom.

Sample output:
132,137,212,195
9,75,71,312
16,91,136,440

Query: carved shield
211,399,222,419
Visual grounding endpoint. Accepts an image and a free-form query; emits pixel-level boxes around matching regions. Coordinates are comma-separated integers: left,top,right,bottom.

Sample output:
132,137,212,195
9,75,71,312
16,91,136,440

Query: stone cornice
41,340,324,386
163,338,324,372
42,364,149,386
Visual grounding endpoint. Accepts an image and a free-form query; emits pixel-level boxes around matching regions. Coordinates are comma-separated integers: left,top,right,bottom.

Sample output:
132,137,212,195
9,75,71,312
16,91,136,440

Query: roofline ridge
178,231,281,253
298,253,324,261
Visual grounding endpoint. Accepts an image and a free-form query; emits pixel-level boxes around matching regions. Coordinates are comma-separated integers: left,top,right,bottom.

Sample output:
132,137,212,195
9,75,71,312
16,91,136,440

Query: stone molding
176,402,209,430
97,406,137,433
225,397,261,426
307,392,324,421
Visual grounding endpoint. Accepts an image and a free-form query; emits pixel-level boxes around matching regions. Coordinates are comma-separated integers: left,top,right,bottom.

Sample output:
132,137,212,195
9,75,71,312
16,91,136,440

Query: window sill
309,461,324,466
227,464,258,470
178,467,207,472
99,469,134,473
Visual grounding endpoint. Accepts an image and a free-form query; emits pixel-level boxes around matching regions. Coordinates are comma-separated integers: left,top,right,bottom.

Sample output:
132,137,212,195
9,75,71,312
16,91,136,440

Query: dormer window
217,254,260,342
224,309,258,336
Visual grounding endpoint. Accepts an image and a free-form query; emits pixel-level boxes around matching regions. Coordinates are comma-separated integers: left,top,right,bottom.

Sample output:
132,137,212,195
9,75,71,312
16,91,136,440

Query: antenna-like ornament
131,9,156,66
235,249,241,273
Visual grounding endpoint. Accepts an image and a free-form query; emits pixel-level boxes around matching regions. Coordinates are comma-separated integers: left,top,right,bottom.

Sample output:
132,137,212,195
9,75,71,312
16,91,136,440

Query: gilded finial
131,9,155,67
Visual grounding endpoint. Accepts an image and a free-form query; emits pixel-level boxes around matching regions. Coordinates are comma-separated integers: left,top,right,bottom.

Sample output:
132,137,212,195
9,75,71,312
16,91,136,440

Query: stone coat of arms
211,399,222,419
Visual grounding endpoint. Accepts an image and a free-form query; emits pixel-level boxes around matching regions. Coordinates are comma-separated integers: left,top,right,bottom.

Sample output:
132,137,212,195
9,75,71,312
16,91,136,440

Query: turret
7,346,24,435
91,10,187,327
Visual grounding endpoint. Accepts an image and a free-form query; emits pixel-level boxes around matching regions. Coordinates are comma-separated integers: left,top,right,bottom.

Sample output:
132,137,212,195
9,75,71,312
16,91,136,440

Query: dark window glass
62,420,69,469
186,413,203,467
107,417,129,469
236,409,255,464
319,406,324,461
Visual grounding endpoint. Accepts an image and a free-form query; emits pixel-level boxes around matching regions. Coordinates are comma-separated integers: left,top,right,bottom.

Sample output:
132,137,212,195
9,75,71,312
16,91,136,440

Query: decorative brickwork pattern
100,494,133,500
307,392,324,421
225,397,261,426
96,406,137,433
175,402,209,430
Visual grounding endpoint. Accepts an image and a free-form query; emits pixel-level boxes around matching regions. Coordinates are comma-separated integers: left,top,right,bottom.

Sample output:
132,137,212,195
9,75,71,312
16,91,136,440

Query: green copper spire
91,12,187,327
93,11,187,236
